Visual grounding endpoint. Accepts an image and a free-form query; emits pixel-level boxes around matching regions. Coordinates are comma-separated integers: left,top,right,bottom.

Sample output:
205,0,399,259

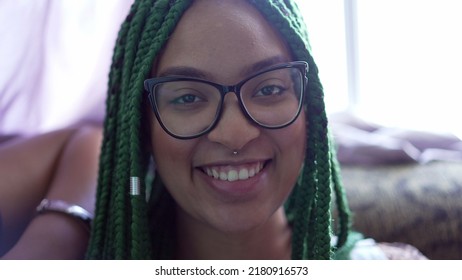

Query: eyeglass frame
144,60,309,140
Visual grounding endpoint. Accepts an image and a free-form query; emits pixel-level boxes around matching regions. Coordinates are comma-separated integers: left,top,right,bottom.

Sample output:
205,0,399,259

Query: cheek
273,113,306,185
150,120,195,186
280,113,306,160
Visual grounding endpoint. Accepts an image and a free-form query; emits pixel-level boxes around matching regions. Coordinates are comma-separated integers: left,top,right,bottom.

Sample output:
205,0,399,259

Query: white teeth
228,170,238,182
203,162,265,182
238,169,249,180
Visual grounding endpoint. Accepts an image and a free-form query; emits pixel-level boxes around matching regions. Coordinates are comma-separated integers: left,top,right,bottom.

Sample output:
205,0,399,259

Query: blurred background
299,0,462,138
0,0,131,137
298,0,462,260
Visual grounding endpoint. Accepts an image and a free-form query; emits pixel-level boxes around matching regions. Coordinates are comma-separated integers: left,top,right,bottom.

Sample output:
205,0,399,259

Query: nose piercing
233,151,238,155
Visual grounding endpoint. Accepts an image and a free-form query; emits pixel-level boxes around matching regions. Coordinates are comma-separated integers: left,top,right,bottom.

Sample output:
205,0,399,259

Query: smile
201,161,266,182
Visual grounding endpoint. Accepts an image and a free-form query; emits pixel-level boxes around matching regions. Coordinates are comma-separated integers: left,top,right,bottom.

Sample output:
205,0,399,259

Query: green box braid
86,0,353,260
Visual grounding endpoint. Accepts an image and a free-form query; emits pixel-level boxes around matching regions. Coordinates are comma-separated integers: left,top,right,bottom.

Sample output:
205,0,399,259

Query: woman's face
149,0,306,233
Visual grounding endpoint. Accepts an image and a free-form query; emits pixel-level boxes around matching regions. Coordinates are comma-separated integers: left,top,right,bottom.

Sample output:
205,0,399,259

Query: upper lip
195,158,271,184
195,158,270,169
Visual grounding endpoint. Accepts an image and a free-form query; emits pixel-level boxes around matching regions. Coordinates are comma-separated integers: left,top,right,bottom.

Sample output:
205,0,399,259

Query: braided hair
86,0,353,260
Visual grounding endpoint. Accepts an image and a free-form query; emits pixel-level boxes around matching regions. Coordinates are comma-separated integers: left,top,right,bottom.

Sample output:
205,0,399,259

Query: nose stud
233,151,238,155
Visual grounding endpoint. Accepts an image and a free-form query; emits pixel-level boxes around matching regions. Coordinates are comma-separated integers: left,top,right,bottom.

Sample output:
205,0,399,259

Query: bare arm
0,125,102,259
0,129,76,253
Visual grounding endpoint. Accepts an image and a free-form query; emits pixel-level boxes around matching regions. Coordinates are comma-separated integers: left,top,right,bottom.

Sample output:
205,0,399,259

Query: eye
254,85,287,97
171,93,204,104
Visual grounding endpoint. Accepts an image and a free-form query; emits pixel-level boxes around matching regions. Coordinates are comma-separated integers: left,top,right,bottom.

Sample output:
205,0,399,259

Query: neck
175,207,292,260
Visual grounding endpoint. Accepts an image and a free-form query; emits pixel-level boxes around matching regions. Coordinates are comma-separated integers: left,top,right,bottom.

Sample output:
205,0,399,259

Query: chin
205,204,278,235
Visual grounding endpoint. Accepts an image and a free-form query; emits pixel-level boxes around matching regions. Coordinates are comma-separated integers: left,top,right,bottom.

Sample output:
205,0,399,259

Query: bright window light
356,0,462,136
297,0,462,138
296,0,350,113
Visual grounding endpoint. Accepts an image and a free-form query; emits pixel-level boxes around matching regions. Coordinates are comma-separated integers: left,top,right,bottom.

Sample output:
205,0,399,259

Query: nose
207,94,260,151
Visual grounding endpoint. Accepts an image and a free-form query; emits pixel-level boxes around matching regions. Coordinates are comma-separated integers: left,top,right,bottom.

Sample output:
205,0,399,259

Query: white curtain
0,0,133,136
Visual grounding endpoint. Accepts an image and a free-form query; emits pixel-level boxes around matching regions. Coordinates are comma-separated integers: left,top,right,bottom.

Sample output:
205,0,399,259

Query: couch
339,161,462,259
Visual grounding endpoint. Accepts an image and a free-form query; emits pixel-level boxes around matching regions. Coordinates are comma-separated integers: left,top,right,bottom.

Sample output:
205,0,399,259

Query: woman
87,0,353,260
89,0,428,260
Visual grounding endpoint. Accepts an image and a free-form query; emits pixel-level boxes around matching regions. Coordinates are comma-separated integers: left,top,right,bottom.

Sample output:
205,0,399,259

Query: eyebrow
157,55,290,80
240,55,290,77
157,67,209,79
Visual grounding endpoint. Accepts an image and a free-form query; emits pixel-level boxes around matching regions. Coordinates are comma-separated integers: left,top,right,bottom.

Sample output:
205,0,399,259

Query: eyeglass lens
152,67,304,138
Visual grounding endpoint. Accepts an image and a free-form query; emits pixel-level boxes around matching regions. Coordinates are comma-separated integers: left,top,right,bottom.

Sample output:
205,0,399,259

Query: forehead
155,0,292,82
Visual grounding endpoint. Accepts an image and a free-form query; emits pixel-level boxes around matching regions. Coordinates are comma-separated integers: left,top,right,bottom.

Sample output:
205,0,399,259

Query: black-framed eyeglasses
144,61,308,140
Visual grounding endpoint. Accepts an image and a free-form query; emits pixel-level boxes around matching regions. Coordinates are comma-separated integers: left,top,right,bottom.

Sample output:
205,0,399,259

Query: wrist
36,199,93,232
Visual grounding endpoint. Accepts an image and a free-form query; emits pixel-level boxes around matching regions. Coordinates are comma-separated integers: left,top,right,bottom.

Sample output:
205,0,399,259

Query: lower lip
197,163,269,201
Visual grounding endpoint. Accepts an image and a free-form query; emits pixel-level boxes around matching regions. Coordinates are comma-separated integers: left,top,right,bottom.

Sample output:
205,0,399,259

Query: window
296,0,350,113
297,0,462,138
